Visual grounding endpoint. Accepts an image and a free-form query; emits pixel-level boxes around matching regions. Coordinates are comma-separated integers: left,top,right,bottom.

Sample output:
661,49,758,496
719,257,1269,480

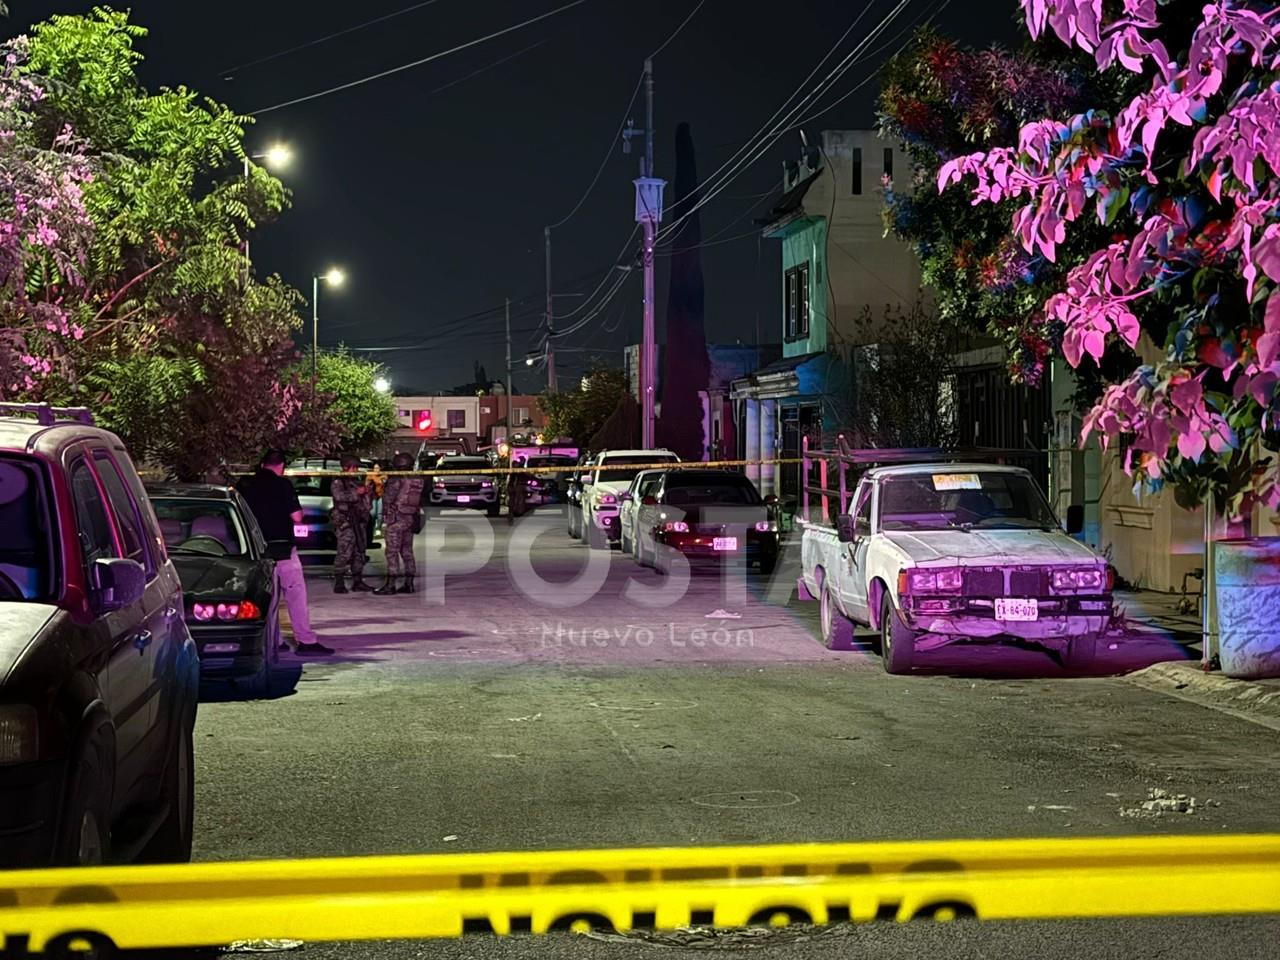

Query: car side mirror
763,494,779,506
641,495,657,506
619,492,633,502
91,557,146,613
836,513,856,543
1066,504,1085,535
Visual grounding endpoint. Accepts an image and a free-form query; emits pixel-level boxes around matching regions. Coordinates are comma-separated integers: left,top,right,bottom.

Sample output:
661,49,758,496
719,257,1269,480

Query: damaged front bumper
902,595,1112,651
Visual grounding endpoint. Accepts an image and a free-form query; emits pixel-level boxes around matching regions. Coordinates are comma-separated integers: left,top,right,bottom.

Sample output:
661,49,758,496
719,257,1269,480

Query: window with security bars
784,263,810,340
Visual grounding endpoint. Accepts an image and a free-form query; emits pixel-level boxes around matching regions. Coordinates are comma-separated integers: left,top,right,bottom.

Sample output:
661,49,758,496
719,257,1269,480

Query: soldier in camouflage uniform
331,455,373,593
375,452,425,594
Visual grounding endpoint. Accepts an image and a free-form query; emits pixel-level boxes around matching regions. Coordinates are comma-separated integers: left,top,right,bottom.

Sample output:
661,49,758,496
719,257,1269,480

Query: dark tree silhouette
657,122,711,460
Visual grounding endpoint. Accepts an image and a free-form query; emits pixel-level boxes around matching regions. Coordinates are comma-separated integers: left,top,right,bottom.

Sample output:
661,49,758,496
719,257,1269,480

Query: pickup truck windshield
0,456,57,602
879,471,1058,531
598,456,676,484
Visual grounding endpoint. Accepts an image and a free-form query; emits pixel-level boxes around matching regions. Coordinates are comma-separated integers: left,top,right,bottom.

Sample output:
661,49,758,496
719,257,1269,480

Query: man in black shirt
238,450,333,656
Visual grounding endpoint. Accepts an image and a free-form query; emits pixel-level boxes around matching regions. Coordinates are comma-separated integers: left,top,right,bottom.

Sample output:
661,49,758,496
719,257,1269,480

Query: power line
220,0,451,79
656,0,916,242
648,0,708,57
250,0,595,115
548,71,644,229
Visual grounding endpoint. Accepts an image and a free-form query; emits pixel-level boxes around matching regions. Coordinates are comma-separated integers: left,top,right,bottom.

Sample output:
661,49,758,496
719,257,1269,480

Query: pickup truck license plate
713,537,738,551
456,495,470,503
995,598,1038,621
293,524,309,539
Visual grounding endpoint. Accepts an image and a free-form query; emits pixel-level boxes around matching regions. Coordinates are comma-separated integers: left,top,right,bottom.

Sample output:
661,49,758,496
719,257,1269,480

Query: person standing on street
367,460,387,535
237,450,333,656
331,454,373,593
375,452,425,595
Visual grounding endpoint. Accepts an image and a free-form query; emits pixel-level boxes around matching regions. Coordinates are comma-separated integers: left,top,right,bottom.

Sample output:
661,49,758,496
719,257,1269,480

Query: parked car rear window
151,499,250,557
664,477,761,506
597,456,677,484
0,456,57,602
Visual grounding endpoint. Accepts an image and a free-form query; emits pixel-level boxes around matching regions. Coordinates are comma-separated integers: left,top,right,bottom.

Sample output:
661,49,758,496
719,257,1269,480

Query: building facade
734,129,923,500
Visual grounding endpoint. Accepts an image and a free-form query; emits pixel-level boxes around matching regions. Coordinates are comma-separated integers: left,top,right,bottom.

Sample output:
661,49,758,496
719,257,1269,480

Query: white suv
581,449,680,549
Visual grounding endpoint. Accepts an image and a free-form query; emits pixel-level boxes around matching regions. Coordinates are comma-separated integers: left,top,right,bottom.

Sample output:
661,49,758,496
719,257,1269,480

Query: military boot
373,576,399,596
397,575,416,594
333,576,349,594
350,574,374,592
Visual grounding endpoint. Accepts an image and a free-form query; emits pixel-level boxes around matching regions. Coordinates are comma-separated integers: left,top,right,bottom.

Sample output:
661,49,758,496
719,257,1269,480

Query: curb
1124,660,1280,732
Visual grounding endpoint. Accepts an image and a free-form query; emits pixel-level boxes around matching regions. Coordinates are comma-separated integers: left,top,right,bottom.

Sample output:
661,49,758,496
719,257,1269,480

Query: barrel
1215,537,1280,679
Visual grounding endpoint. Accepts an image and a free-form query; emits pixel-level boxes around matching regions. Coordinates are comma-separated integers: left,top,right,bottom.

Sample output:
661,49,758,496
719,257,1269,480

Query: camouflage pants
333,510,369,577
384,516,417,576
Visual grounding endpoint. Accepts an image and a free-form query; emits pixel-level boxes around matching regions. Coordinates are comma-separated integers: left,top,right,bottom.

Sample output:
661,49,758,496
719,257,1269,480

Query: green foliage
540,368,632,446
313,348,400,451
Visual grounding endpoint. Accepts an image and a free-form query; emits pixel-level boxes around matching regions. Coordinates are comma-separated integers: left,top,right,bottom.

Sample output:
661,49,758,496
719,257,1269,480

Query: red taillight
1106,566,1115,592
237,599,262,620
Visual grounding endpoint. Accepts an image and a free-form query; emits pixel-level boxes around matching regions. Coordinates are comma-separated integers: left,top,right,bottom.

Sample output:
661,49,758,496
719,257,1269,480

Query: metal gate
953,366,1051,489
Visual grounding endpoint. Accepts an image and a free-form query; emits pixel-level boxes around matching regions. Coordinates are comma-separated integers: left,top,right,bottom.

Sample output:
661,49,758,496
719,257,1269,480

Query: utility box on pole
634,178,665,225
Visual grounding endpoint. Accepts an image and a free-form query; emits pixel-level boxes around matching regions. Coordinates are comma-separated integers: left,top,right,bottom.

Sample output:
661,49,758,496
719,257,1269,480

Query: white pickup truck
798,463,1113,673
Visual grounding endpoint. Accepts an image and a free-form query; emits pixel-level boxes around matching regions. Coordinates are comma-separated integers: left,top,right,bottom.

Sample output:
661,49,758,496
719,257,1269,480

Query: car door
635,475,665,556
67,451,157,800
844,480,876,623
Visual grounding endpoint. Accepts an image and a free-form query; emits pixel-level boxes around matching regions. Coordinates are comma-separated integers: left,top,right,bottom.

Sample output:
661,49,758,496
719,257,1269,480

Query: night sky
12,0,1022,393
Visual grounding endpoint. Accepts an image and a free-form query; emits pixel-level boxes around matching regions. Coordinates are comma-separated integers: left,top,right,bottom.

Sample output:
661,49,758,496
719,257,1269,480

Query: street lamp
242,143,293,283
312,267,346,400
374,376,391,394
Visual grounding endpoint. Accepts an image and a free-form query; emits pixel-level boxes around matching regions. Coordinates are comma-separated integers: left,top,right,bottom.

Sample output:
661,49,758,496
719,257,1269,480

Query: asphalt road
192,509,1280,958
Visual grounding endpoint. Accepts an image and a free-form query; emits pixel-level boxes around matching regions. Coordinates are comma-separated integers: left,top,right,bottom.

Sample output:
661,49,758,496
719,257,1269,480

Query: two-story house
732,129,923,499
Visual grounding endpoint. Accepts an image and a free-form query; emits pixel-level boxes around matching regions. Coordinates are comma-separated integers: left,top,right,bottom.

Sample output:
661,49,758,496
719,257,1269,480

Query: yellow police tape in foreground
2,835,1279,955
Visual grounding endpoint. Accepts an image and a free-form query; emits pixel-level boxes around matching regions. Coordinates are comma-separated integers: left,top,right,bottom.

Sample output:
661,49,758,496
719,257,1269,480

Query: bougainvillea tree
941,0,1280,518
878,28,1122,386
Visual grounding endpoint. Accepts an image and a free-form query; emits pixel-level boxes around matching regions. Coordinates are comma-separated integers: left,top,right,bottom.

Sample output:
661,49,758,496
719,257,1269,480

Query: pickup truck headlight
597,493,617,505
901,567,963,594
1051,567,1107,591
0,705,39,765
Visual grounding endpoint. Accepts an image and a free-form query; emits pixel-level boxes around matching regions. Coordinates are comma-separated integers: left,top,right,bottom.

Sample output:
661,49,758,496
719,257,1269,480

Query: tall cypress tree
657,122,711,459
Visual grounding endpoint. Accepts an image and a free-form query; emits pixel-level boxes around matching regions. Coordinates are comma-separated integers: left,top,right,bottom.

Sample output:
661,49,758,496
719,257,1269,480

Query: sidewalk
1113,589,1203,650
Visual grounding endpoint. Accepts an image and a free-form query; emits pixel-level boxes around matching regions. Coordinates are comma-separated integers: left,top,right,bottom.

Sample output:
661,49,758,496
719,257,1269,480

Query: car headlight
900,567,963,594
598,493,617,505
1051,567,1106,591
0,705,39,765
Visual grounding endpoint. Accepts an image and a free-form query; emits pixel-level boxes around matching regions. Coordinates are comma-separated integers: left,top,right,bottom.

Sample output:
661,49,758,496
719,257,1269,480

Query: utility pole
632,57,665,449
504,296,513,432
544,226,556,393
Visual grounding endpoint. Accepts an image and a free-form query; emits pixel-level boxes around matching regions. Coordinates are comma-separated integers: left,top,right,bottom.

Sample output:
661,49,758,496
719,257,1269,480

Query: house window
447,409,466,429
883,147,893,183
851,147,863,195
514,406,530,424
785,269,798,339
785,263,810,340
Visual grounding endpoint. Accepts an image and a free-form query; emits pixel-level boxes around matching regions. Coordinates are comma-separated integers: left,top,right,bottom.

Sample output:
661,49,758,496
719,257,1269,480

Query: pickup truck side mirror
836,513,856,543
91,557,146,613
1066,504,1085,535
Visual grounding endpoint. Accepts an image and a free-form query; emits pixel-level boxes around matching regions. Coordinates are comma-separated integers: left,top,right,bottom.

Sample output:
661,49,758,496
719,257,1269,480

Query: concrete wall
800,130,922,352
392,395,480,435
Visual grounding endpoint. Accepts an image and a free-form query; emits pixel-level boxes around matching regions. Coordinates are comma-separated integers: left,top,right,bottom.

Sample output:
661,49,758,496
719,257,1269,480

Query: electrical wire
548,71,644,229
250,0,594,115
549,226,640,322
655,225,761,256
220,0,450,78
655,0,916,242
648,0,708,58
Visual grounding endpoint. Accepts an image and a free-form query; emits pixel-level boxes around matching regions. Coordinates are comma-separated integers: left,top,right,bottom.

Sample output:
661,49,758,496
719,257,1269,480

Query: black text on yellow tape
3,835,1280,955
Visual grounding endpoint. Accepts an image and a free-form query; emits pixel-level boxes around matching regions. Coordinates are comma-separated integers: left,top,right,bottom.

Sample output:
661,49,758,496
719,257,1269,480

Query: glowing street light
374,376,391,394
241,143,294,285
312,267,347,400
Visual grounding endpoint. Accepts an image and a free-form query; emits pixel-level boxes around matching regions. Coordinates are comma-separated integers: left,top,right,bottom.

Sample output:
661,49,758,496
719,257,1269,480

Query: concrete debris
1119,787,1221,818
443,834,459,842
507,713,543,722
706,609,742,619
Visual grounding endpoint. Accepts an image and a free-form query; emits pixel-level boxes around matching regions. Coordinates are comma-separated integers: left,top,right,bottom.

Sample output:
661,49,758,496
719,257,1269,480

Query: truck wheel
879,593,915,674
820,581,856,650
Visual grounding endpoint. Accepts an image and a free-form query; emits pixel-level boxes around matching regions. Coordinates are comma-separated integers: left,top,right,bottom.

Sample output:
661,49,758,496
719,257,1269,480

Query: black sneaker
295,641,334,656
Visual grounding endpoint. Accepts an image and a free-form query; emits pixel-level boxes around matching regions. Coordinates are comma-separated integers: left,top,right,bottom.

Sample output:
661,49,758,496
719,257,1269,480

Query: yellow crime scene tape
3,835,1279,953
219,457,810,478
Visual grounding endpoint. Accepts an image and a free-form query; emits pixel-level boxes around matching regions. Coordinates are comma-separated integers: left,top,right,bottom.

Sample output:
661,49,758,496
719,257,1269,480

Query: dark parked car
0,403,198,868
565,452,596,540
630,469,781,575
146,484,280,697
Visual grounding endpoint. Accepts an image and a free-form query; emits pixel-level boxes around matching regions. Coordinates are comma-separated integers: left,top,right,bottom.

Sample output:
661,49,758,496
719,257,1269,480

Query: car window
94,451,152,574
0,455,58,602
114,447,167,567
854,483,873,529
664,481,761,506
151,499,250,558
69,457,119,571
596,456,677,484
